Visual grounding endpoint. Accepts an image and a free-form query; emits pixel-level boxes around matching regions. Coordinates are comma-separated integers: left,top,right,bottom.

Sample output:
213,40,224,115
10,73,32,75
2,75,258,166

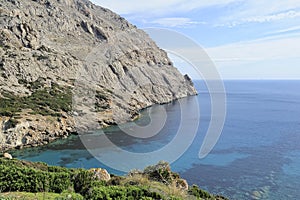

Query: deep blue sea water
11,81,300,199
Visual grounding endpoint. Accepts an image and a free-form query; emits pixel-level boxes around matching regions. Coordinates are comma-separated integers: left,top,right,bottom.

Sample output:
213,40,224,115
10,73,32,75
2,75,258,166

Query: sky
91,0,300,79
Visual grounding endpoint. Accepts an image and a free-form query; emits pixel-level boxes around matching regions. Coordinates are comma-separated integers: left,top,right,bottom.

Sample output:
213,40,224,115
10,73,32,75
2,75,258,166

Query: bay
12,80,300,199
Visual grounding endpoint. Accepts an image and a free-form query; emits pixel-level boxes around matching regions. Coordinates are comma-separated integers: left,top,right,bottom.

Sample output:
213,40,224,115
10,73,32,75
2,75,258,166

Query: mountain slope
0,0,197,150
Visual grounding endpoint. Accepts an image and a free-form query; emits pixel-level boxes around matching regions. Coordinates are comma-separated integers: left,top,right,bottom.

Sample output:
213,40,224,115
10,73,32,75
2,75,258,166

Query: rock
89,168,111,181
66,127,73,133
3,152,13,159
251,191,262,200
175,178,189,191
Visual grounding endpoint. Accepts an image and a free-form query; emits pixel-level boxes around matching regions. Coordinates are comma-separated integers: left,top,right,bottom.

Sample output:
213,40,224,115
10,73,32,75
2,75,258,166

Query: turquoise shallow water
11,81,300,199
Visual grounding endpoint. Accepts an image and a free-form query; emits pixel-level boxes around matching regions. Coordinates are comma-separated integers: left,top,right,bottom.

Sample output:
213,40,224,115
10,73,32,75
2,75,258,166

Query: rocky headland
0,0,197,150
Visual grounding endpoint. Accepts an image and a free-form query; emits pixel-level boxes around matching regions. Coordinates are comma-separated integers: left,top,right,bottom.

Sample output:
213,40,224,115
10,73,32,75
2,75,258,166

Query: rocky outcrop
0,111,75,150
0,0,197,150
89,168,111,181
3,152,12,159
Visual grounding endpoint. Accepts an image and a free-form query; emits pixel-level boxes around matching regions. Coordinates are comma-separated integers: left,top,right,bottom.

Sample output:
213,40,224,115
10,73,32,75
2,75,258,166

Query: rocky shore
0,111,76,151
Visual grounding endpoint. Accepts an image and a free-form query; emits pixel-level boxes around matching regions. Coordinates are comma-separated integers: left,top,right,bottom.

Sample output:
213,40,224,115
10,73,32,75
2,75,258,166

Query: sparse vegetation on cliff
0,83,72,118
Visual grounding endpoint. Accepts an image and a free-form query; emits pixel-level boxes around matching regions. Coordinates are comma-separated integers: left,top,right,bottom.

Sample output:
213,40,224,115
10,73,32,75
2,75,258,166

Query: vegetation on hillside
0,158,227,200
0,81,72,118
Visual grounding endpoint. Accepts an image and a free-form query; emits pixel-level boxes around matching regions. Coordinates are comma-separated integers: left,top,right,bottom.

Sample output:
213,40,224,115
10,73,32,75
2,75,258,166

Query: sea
11,80,300,200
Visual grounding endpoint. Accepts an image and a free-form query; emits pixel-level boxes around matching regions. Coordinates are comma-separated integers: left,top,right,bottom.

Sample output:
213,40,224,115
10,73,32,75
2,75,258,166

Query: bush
73,169,96,195
0,164,48,192
48,172,72,193
143,161,178,185
0,84,72,118
0,159,72,193
188,184,213,199
86,186,164,200
0,159,222,200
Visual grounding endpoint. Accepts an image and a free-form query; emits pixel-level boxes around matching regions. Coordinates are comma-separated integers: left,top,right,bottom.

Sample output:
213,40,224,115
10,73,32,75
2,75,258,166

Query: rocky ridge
0,0,197,150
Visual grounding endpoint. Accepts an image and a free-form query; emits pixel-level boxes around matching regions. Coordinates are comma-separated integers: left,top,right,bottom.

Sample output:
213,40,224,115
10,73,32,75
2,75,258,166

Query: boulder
176,178,189,191
3,152,13,159
89,168,111,181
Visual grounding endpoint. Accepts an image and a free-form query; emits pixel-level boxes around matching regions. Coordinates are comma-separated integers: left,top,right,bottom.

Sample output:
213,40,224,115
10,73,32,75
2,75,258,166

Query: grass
0,192,83,200
120,174,187,199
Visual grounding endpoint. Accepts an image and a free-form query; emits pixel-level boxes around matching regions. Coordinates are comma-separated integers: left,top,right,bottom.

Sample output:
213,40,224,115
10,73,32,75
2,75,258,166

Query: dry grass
121,174,189,199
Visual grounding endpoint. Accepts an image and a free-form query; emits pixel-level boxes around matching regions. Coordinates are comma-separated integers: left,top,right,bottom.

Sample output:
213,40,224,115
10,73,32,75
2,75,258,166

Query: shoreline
1,93,197,152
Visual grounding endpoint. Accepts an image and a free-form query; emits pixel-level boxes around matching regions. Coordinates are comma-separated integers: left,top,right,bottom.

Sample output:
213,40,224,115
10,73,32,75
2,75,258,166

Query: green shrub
0,159,222,200
86,186,164,200
0,159,72,193
48,172,72,193
73,169,96,195
48,165,73,173
188,185,213,199
0,164,48,192
143,161,178,185
0,84,72,118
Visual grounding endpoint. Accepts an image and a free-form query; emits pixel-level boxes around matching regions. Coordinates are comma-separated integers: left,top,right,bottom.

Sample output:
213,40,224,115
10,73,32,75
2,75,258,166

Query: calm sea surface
12,81,300,199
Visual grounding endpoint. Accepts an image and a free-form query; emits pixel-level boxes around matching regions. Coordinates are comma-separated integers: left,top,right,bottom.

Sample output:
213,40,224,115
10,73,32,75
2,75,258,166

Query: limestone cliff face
0,0,197,150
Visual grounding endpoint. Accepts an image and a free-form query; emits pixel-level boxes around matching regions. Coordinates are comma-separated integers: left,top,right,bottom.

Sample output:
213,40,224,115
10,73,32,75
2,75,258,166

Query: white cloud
91,0,300,28
244,10,300,23
222,10,300,27
216,1,300,27
90,0,237,16
91,0,179,15
207,35,300,63
265,25,300,35
150,18,204,27
205,35,300,79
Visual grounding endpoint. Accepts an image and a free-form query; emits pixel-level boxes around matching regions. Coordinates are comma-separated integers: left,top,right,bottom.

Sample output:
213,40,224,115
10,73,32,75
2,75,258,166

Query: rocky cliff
0,0,197,150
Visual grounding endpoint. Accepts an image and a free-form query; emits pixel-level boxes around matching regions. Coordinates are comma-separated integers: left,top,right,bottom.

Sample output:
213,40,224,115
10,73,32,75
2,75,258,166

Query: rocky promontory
0,0,197,150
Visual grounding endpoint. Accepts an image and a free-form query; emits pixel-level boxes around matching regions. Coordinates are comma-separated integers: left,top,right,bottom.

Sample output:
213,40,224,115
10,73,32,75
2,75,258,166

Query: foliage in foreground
0,158,227,200
0,191,83,200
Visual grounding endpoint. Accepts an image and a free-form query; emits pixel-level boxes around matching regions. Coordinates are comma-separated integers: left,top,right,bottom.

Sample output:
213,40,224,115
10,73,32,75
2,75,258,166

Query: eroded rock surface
0,0,197,150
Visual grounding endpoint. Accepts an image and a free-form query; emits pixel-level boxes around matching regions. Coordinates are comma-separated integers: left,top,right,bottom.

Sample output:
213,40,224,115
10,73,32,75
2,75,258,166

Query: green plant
73,169,96,195
0,159,223,200
188,185,214,199
0,159,72,193
86,186,164,200
0,84,72,118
